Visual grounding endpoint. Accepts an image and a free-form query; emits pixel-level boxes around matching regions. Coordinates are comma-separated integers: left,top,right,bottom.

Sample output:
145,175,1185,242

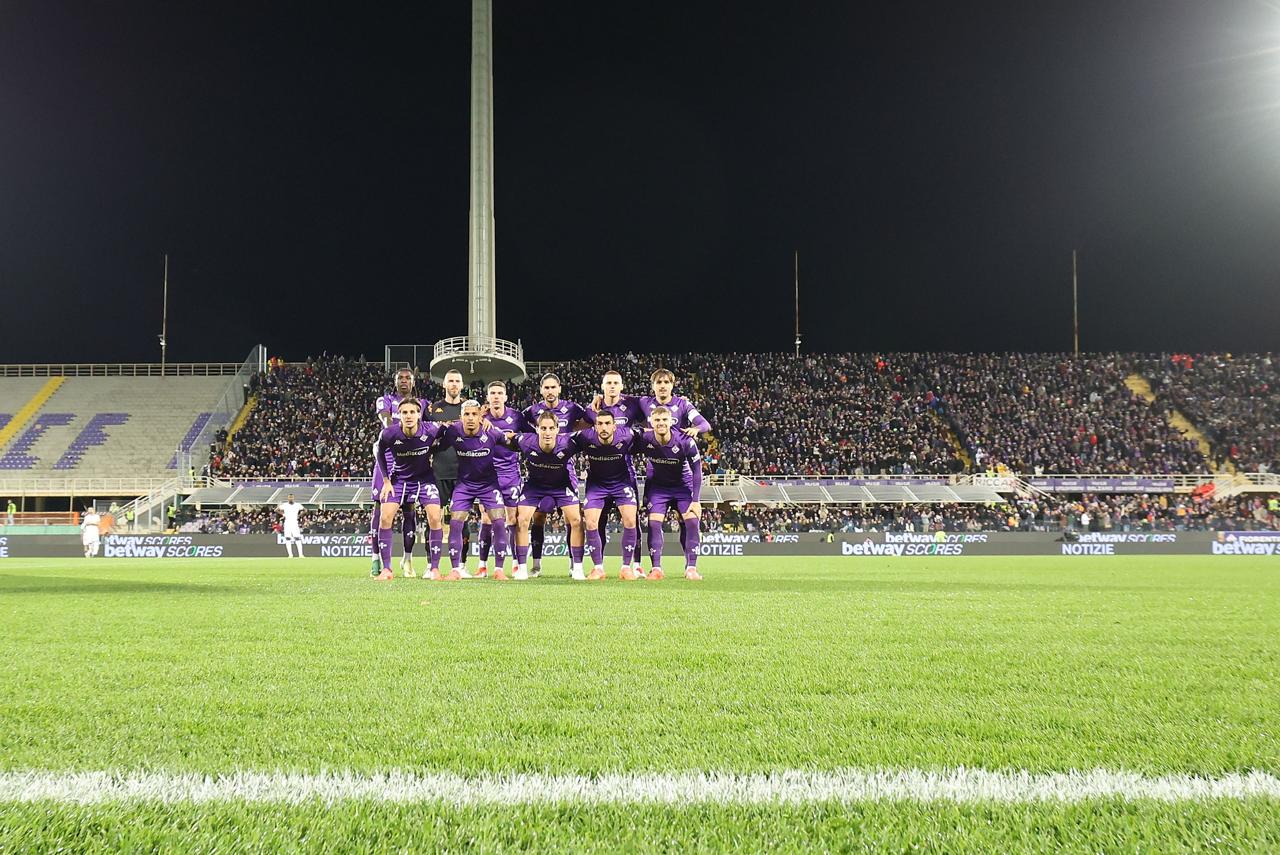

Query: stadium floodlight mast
428,0,527,384
794,250,801,357
159,253,168,372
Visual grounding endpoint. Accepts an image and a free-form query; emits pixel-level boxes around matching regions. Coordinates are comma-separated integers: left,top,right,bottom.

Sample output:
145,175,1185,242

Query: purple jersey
485,406,526,482
572,426,638,485
375,421,444,483
523,399,588,435
637,430,703,499
376,392,426,426
639,394,710,433
513,433,579,491
439,424,508,491
587,395,646,429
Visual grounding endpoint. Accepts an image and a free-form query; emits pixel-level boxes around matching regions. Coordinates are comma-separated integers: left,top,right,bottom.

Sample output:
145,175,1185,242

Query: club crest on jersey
480,434,489,443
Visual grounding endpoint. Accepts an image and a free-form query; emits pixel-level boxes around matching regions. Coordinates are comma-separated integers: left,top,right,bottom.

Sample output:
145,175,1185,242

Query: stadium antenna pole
794,250,801,358
159,254,169,372
1072,249,1079,357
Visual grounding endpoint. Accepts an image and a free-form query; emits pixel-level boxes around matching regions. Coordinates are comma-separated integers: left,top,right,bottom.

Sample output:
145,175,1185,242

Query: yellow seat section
0,377,65,452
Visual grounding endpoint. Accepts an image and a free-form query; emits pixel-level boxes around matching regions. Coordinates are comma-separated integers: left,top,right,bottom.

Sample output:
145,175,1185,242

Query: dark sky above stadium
2,1,1279,364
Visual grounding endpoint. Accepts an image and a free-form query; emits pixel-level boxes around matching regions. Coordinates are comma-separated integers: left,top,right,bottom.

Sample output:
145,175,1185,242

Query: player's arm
375,396,393,430
686,443,704,502
374,431,393,479
570,402,592,431
683,401,712,437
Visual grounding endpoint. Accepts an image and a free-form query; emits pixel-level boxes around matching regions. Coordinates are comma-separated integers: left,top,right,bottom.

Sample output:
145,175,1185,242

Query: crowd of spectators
210,356,385,479
209,352,1280,482
181,491,1280,535
1133,353,1280,473
700,493,1280,533
182,507,369,534
935,353,1209,475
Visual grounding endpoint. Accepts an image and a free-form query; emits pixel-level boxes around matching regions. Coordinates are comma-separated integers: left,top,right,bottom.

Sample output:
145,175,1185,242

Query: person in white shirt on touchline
81,507,102,558
278,493,305,558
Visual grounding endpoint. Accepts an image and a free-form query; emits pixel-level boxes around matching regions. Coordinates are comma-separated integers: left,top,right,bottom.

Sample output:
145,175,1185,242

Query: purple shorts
498,472,523,509
584,481,638,510
519,482,580,510
449,481,505,513
387,478,441,507
372,467,385,494
645,483,695,517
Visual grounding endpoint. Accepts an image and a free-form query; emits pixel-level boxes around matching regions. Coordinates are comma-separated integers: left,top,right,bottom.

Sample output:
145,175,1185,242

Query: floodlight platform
429,336,526,384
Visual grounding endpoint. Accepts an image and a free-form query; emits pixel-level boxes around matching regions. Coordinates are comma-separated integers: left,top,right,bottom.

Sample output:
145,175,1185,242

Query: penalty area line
1,769,1279,805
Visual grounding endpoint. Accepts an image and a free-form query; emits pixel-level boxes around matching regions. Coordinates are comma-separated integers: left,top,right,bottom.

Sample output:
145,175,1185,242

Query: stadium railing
0,363,249,377
0,476,181,497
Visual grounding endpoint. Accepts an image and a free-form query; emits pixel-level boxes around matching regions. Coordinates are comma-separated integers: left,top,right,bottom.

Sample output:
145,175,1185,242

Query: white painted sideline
1,769,1278,805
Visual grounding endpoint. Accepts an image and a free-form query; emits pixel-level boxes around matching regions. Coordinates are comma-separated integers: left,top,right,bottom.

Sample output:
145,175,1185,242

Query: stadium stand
212,352,1279,483
0,376,237,476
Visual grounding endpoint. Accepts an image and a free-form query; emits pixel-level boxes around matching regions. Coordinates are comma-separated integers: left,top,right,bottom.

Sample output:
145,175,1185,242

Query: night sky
2,1,1279,364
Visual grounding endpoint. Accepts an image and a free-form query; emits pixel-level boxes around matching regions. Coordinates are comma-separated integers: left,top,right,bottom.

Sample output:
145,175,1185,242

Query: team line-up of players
368,367,711,582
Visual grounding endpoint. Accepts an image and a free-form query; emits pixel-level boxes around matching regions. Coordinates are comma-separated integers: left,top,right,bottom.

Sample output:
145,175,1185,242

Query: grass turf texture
1,556,1278,850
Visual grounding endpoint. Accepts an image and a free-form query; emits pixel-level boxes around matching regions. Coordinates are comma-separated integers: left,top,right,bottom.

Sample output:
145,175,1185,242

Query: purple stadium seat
0,413,76,469
168,412,215,469
52,413,130,470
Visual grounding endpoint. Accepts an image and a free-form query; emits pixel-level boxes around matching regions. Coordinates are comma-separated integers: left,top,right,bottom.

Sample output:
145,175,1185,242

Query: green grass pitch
1,555,1278,852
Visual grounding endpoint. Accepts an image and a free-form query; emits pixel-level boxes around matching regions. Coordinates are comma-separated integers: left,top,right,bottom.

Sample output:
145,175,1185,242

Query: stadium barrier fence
2,531,1275,559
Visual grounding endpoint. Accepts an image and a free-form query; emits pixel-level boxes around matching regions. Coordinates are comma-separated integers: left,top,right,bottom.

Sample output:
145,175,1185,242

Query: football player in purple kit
370,367,427,577
372,398,445,581
521,373,590,577
436,400,512,579
637,406,704,580
505,411,586,580
475,381,526,579
572,410,641,580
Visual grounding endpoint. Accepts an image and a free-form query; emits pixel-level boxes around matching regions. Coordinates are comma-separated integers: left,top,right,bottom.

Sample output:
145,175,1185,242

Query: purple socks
621,526,637,567
448,518,465,570
648,519,665,568
377,527,393,570
478,521,492,563
682,517,701,568
490,519,508,570
586,529,603,567
428,527,443,572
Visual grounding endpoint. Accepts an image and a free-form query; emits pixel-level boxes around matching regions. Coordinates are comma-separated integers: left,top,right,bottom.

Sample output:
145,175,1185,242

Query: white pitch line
1,769,1279,805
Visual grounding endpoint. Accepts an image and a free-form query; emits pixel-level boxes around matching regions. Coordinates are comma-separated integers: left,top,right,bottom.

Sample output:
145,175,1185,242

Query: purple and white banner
1027,477,1176,494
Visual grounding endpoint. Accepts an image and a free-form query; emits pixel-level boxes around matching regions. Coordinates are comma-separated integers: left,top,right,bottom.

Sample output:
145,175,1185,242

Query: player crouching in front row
373,398,446,580
504,411,586,579
638,406,703,580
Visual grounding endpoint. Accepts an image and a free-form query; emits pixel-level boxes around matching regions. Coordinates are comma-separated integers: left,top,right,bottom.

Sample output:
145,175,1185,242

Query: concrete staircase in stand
1124,373,1233,473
